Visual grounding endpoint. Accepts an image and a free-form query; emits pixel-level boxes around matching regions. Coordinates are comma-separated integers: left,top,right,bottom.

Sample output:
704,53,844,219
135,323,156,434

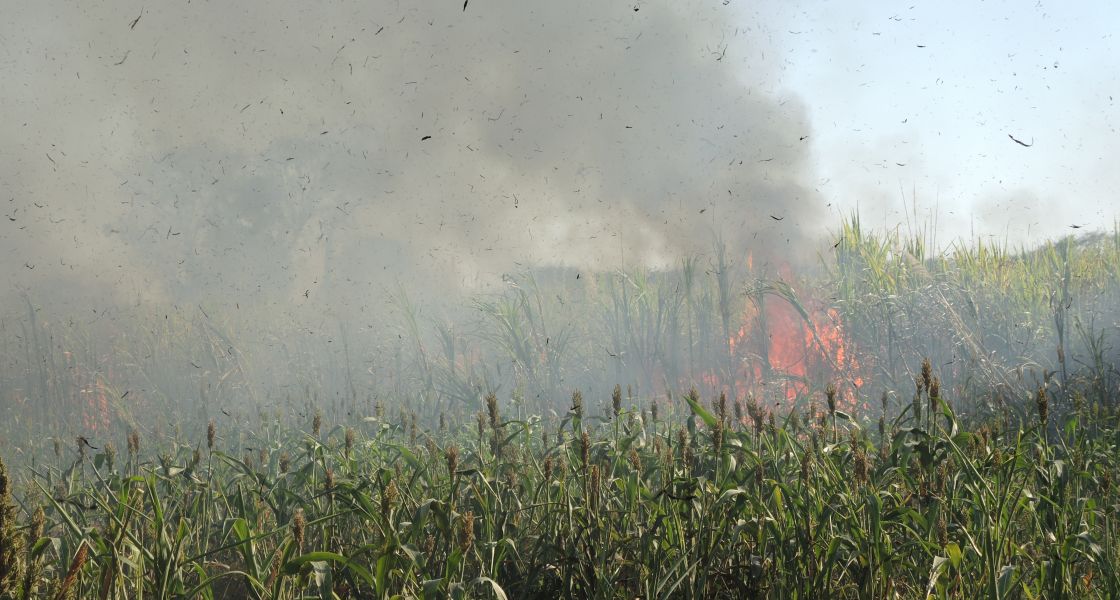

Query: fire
725,274,868,412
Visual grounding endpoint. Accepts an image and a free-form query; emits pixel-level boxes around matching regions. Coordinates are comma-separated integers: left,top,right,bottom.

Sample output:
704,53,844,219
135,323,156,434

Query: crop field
1,223,1119,598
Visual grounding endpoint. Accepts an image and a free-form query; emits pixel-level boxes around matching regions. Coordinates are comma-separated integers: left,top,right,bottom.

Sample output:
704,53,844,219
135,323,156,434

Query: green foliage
0,371,1118,598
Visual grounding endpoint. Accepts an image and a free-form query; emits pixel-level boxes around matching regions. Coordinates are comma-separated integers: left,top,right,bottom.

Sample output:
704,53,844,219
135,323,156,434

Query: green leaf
472,576,509,600
684,393,718,428
946,542,962,569
283,551,374,584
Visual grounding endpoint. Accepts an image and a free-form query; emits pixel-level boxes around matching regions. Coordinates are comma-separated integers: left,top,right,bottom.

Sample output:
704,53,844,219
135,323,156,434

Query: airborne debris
421,135,432,141
129,9,143,30
1008,134,1033,147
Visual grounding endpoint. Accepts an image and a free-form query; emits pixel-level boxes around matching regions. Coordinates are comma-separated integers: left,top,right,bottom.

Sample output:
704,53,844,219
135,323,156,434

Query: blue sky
766,0,1118,245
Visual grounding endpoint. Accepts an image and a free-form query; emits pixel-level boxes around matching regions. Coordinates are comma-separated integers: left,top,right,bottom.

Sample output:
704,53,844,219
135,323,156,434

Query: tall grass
0,363,1118,597
1,219,1118,597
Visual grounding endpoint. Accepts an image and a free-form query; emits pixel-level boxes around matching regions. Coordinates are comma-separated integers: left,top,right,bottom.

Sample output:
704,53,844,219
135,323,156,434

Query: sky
0,0,1116,320
774,1,1117,244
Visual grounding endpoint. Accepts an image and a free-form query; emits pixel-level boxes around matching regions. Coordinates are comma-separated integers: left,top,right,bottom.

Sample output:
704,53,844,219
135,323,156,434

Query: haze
2,0,1115,321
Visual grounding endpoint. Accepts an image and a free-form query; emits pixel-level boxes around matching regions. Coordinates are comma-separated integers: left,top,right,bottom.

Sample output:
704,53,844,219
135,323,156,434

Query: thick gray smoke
2,0,822,321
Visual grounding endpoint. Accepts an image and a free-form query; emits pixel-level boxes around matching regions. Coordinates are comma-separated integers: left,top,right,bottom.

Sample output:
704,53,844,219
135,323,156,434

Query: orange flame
724,272,869,413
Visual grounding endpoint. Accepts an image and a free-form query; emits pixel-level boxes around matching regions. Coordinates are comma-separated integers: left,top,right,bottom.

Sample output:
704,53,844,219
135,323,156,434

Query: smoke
2,0,824,320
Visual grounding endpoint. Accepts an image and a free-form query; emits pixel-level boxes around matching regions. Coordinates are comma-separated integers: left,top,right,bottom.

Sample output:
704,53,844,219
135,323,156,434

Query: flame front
723,268,869,413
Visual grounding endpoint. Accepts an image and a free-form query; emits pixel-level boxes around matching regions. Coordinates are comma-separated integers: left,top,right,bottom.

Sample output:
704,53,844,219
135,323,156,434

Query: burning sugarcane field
2,1,1119,599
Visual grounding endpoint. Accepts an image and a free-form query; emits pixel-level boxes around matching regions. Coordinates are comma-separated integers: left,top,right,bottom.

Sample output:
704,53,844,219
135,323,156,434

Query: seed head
571,390,584,419
852,443,869,484
1036,386,1049,428
921,358,932,393
381,479,399,514
56,541,88,600
312,409,322,438
459,511,475,553
612,384,622,418
104,441,116,472
207,419,216,451
29,505,45,544
486,392,500,429
826,383,837,416
279,452,290,473
748,399,765,434
344,427,355,459
687,386,700,407
650,398,659,422
446,445,460,478
580,431,591,470
490,429,502,459
291,509,306,551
